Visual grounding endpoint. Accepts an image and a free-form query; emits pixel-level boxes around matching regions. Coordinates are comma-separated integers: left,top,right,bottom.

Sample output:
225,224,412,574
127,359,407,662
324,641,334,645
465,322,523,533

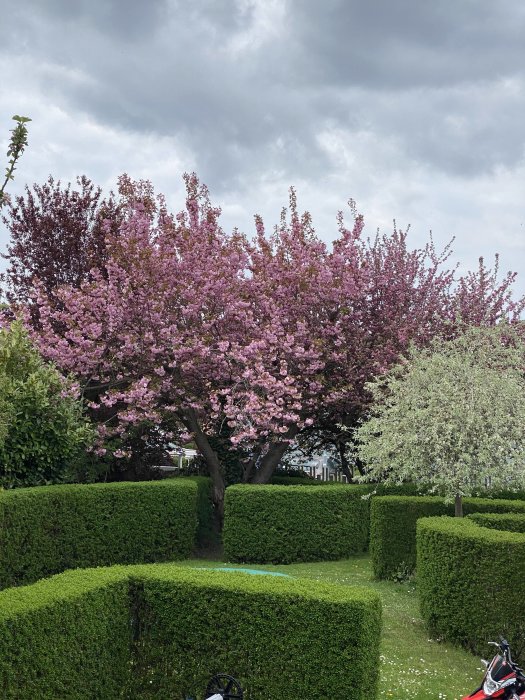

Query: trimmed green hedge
467,511,525,533
223,483,371,563
471,488,525,501
0,567,131,698
270,477,426,496
0,563,382,699
417,516,525,663
370,495,525,579
271,475,320,485
0,480,197,589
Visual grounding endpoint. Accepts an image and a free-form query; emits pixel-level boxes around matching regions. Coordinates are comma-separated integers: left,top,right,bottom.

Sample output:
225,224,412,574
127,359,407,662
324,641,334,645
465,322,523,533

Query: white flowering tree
356,325,525,516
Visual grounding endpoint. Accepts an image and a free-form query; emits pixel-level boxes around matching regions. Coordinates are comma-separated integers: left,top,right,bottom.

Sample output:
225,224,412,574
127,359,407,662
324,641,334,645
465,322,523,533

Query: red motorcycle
462,639,525,699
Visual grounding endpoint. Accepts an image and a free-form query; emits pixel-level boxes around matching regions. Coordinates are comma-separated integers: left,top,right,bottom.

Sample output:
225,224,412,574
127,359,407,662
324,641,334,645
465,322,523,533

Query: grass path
176,554,483,699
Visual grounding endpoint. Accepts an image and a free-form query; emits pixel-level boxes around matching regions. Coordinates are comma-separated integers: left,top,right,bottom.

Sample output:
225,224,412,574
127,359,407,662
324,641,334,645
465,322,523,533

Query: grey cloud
289,0,525,89
323,81,525,177
16,0,170,42
1,0,524,192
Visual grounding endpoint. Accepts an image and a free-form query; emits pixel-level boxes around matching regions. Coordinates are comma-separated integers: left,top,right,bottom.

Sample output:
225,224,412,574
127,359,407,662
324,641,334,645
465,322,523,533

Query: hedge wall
0,480,197,589
471,488,525,501
467,511,525,533
417,516,525,663
271,475,321,485
0,563,382,700
370,495,525,580
0,567,131,698
223,483,371,564
270,477,427,496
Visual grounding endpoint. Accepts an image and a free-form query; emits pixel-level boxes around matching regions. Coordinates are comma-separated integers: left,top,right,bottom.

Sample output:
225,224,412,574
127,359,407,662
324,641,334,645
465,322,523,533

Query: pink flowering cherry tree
33,175,253,515
31,173,525,514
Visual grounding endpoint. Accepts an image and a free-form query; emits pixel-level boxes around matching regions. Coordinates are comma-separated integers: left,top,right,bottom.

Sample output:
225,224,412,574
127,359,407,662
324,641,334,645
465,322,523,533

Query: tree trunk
250,427,299,484
242,447,261,483
455,493,463,517
183,408,226,527
338,442,353,482
250,442,289,483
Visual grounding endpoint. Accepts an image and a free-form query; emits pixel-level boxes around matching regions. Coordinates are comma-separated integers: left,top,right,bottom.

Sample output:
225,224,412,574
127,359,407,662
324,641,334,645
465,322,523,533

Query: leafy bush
223,483,371,563
270,474,319,485
0,563,382,700
370,495,525,580
471,487,525,501
0,480,197,588
417,516,525,663
0,567,131,698
467,511,525,533
0,322,92,487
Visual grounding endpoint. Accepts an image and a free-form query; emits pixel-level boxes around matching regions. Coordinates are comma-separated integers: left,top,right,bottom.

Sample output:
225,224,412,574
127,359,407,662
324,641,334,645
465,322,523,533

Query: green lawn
174,554,483,700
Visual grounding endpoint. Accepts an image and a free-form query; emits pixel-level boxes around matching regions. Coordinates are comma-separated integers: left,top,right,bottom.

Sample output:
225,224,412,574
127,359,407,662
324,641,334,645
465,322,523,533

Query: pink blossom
29,173,525,495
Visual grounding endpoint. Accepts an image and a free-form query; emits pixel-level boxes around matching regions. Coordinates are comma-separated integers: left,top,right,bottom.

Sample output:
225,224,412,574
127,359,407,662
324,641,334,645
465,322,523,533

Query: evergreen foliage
0,563,382,700
370,495,525,579
223,483,371,563
0,480,197,588
0,567,130,699
467,511,525,533
186,475,220,549
0,322,92,487
417,516,525,663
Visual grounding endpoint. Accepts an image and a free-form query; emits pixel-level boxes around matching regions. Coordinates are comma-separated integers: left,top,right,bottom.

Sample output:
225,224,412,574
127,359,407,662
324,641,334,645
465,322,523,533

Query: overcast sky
1,0,524,298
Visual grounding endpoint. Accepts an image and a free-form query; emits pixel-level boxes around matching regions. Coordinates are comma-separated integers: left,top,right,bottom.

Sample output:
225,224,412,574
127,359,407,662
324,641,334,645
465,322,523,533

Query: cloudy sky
1,0,524,297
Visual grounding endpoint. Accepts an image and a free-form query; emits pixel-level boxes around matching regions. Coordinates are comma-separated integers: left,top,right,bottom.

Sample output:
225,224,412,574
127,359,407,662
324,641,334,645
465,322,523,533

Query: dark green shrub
271,475,319,485
370,496,450,579
417,516,525,663
467,511,525,533
0,563,382,700
0,322,93,487
370,495,525,580
162,476,219,550
223,483,371,563
0,480,197,588
472,488,525,501
269,477,425,493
